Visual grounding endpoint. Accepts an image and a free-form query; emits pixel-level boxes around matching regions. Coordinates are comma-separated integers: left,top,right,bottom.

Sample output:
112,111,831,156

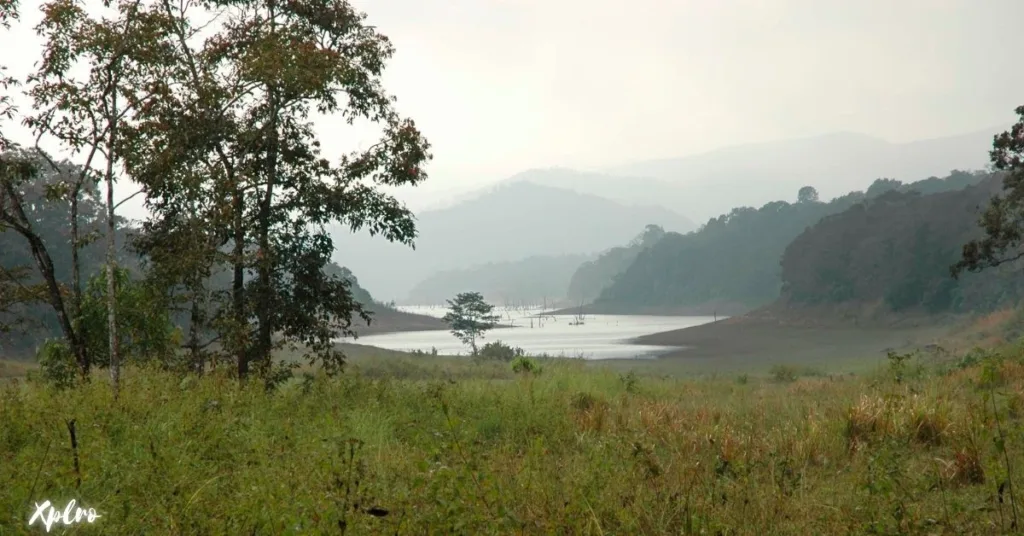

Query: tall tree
26,0,174,397
129,0,431,382
953,106,1024,279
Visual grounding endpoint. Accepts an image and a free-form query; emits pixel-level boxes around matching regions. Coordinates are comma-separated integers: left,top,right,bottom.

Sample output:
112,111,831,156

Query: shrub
511,356,540,374
478,340,524,362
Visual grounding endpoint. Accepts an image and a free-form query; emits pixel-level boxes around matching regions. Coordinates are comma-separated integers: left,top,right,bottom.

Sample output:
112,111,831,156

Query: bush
511,356,541,375
478,340,524,362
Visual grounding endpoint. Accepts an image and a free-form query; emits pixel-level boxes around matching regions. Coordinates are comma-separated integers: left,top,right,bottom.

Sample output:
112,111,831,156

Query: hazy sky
1,0,1022,213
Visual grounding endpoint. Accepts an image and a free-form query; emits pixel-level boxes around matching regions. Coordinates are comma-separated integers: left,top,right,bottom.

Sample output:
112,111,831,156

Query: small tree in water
443,292,500,356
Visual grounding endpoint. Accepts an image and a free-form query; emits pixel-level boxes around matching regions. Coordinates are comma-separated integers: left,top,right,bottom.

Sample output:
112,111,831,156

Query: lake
352,305,719,360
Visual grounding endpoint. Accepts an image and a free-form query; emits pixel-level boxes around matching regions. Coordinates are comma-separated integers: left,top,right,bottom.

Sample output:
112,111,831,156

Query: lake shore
541,302,751,317
349,306,448,336
623,308,954,372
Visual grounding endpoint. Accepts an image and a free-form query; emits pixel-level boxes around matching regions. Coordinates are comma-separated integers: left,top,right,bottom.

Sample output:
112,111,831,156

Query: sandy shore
624,313,951,373
542,302,752,317
350,307,448,336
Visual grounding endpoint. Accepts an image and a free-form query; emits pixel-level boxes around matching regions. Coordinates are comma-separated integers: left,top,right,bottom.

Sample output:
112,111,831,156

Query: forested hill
594,170,989,312
779,172,1023,314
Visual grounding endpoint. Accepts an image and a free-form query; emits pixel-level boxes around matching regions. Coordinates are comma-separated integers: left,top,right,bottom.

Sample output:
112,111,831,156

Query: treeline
0,0,429,391
592,170,990,311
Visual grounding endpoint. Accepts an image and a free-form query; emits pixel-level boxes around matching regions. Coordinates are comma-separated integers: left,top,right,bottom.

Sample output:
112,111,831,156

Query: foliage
510,356,540,374
781,171,1021,313
477,340,525,362
78,267,179,369
442,292,500,356
599,174,988,311
114,0,430,381
797,186,819,204
953,106,1024,279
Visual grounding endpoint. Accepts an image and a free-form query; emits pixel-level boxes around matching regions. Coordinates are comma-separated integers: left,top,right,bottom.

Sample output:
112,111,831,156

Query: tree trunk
255,97,279,382
105,94,121,400
254,8,280,384
189,285,203,375
69,180,82,336
233,187,247,379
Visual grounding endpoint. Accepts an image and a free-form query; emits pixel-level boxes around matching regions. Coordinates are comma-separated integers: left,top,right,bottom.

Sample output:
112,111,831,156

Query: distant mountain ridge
602,126,1006,221
329,181,695,301
418,126,1004,226
404,253,594,306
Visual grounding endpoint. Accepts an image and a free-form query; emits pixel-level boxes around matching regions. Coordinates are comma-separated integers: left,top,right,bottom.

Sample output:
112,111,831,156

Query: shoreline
540,302,752,318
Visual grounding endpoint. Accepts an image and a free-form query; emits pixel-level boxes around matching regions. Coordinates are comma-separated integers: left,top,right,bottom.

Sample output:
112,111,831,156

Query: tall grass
1,349,1023,534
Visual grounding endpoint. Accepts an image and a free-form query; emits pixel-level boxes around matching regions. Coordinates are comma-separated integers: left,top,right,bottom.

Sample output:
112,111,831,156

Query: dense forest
595,171,989,311
780,172,1024,313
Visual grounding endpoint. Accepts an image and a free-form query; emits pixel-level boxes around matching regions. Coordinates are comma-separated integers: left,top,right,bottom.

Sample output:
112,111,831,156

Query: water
351,305,719,360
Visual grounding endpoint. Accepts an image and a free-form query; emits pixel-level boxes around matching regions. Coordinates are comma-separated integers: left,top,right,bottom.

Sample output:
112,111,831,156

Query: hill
404,253,594,306
595,171,990,313
329,181,695,301
603,127,1004,222
778,172,1023,316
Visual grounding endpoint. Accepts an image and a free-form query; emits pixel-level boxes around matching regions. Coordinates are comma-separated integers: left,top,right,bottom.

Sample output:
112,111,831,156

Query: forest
593,170,992,312
780,173,1024,313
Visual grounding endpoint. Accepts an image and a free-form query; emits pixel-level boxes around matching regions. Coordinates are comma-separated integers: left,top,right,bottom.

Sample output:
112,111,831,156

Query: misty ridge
334,126,1004,307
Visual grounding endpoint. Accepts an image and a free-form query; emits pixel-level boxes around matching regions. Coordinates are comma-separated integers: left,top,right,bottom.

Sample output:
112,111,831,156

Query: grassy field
2,334,1024,534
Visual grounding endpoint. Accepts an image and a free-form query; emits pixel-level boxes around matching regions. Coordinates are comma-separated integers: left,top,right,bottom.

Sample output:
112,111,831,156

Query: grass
2,342,1024,534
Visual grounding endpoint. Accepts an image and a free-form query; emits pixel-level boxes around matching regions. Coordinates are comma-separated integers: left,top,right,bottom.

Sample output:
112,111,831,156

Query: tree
442,292,500,356
952,106,1024,279
0,149,92,375
26,0,174,397
127,0,431,382
797,186,819,204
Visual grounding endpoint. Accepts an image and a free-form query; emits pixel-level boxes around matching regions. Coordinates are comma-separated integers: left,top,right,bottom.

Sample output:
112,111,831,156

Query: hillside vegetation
596,171,989,313
780,173,1024,314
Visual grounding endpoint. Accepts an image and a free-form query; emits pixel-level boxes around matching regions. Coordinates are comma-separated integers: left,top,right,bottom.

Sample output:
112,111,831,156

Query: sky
1,0,1023,215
